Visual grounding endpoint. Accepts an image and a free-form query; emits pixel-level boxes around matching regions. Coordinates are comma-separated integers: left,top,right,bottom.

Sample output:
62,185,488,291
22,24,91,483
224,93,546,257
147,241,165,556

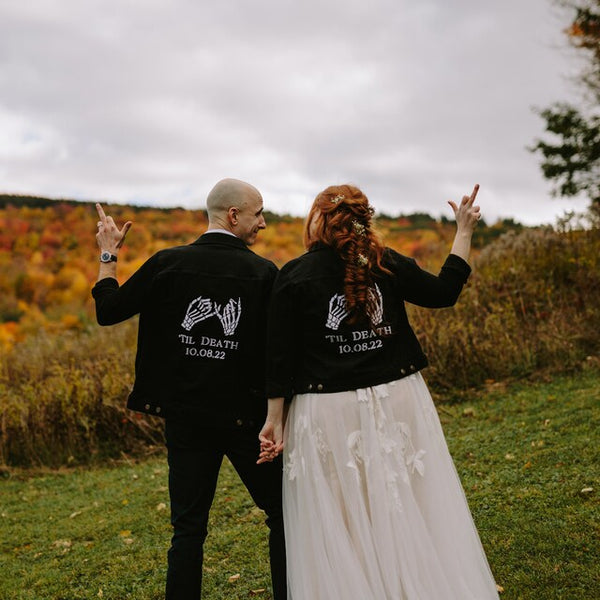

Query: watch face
100,251,111,262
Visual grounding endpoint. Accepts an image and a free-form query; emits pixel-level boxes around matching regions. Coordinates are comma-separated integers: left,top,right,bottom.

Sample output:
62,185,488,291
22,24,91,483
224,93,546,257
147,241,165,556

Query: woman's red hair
304,184,390,326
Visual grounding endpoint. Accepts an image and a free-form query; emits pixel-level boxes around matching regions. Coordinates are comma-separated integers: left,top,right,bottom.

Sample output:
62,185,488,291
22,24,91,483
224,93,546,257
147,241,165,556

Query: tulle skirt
282,374,499,600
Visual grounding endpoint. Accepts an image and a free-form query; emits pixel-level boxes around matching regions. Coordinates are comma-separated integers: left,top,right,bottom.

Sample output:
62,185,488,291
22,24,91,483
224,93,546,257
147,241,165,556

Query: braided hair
304,184,390,326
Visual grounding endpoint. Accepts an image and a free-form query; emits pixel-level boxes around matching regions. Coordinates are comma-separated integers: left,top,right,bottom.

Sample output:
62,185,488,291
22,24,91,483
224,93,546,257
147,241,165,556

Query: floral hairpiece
356,253,369,267
331,194,345,204
367,205,375,216
352,219,367,236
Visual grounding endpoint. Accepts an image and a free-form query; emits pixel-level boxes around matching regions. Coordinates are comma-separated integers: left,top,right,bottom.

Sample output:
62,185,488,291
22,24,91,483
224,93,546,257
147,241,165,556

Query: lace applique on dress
285,446,305,481
346,430,367,482
391,422,427,480
313,427,330,459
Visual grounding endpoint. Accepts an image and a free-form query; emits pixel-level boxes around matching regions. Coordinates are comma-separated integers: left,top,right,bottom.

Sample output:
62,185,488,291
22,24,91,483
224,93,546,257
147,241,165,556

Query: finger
96,203,107,223
447,200,458,214
257,451,275,463
468,183,480,205
117,221,132,248
106,216,116,228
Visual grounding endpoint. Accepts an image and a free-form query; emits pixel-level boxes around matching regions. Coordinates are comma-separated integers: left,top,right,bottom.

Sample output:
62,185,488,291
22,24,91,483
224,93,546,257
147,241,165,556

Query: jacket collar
308,241,333,253
192,231,248,250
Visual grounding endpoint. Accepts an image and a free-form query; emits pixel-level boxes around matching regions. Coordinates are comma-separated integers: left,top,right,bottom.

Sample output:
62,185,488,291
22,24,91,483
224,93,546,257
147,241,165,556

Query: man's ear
228,207,239,226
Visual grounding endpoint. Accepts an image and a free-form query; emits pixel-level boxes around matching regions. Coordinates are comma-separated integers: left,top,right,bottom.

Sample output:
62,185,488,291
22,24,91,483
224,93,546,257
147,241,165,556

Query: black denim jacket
92,233,277,423
266,244,471,399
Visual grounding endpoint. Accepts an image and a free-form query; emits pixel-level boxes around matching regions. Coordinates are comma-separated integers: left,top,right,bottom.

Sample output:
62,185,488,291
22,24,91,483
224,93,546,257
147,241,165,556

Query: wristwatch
99,251,118,263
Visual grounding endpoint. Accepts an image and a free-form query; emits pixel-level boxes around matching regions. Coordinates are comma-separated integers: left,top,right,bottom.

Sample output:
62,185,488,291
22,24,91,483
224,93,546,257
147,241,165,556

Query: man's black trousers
164,417,286,600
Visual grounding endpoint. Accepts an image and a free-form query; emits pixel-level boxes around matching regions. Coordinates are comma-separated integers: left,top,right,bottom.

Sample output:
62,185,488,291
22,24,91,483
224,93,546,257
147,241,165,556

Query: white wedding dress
282,373,500,600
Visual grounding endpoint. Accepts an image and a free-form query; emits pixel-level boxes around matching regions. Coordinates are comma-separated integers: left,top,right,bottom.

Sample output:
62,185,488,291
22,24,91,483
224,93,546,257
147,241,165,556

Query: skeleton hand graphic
181,296,215,331
326,293,349,330
214,297,242,335
367,284,384,325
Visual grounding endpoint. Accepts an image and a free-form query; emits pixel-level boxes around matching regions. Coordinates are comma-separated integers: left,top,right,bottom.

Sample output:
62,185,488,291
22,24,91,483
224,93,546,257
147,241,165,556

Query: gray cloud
0,0,591,224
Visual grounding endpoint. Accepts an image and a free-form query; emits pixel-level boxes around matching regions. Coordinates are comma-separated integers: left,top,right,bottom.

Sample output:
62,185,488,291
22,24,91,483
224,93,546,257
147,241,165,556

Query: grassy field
1,369,598,600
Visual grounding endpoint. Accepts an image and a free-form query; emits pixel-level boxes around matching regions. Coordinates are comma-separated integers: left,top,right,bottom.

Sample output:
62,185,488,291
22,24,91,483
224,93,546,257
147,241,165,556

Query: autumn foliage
0,195,598,466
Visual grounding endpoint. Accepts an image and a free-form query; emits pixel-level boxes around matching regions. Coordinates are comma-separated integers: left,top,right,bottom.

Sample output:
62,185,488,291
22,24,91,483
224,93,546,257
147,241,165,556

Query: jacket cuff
91,277,119,298
266,382,292,401
443,254,472,283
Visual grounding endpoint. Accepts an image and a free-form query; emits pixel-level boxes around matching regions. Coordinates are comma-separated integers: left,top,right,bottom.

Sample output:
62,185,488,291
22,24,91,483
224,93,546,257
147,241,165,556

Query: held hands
95,203,132,254
257,419,284,464
447,184,481,234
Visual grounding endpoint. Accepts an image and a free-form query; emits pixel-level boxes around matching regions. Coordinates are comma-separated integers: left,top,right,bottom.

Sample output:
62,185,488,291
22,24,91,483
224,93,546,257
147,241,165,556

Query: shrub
412,222,600,394
2,216,599,466
0,321,163,467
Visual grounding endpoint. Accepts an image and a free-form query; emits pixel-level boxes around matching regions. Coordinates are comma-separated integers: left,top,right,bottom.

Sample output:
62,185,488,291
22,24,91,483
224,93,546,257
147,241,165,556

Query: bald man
92,179,286,600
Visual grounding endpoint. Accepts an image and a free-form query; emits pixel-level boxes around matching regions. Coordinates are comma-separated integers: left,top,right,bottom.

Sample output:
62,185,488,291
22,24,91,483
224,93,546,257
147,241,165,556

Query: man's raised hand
96,203,132,253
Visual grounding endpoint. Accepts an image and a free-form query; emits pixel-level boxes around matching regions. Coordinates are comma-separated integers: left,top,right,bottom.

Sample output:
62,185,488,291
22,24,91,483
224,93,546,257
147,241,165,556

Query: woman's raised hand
448,184,480,233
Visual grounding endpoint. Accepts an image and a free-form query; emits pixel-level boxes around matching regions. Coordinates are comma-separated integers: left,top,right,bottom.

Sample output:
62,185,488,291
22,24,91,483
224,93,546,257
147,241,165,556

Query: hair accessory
357,253,369,267
367,205,375,216
331,194,345,204
352,219,367,236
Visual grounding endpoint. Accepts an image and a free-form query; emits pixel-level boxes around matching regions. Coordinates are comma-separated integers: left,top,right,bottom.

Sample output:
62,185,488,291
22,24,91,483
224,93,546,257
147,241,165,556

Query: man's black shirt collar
193,231,248,249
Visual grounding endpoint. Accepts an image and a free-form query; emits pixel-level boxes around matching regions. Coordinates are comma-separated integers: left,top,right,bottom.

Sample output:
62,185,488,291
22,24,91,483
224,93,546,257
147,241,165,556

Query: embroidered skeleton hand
214,297,242,335
367,283,384,326
181,296,214,331
326,293,349,330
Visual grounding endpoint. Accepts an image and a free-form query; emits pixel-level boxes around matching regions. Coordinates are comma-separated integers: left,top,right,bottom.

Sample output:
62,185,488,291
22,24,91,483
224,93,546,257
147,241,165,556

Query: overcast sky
0,0,592,225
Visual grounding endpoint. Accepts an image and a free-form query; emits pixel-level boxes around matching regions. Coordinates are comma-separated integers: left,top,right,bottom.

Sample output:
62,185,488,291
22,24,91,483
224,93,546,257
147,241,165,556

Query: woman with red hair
259,183,499,599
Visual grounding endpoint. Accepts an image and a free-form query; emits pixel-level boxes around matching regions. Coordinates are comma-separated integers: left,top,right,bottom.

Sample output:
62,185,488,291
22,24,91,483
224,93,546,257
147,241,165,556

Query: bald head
206,178,261,219
206,178,266,245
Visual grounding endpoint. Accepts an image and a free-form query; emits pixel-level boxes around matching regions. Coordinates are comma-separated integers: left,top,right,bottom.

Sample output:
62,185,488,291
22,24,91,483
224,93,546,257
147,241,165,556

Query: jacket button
308,384,313,391
317,384,323,391
144,404,151,410
410,364,416,371
400,368,406,375
155,406,161,414
236,419,243,426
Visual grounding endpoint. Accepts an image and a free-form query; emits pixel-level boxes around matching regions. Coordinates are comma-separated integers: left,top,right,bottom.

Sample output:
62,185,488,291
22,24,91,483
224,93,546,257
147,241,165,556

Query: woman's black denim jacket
266,243,471,399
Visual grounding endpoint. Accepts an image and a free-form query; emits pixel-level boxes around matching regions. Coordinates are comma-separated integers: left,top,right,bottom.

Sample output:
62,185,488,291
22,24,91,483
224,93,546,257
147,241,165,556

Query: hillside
0,193,522,349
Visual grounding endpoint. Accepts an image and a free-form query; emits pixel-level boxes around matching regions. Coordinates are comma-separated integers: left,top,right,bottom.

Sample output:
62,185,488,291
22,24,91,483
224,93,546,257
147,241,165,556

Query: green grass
1,370,599,600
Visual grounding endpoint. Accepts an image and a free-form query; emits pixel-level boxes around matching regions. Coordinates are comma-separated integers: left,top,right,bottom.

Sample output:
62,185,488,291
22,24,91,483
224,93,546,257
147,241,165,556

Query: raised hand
326,293,349,330
214,298,242,335
181,296,215,331
95,203,132,253
448,184,481,262
447,184,481,233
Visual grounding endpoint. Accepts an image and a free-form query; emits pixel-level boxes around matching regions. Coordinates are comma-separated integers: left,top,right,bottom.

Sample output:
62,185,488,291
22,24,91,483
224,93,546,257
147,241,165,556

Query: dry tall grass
413,221,600,394
0,320,163,466
1,218,599,466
